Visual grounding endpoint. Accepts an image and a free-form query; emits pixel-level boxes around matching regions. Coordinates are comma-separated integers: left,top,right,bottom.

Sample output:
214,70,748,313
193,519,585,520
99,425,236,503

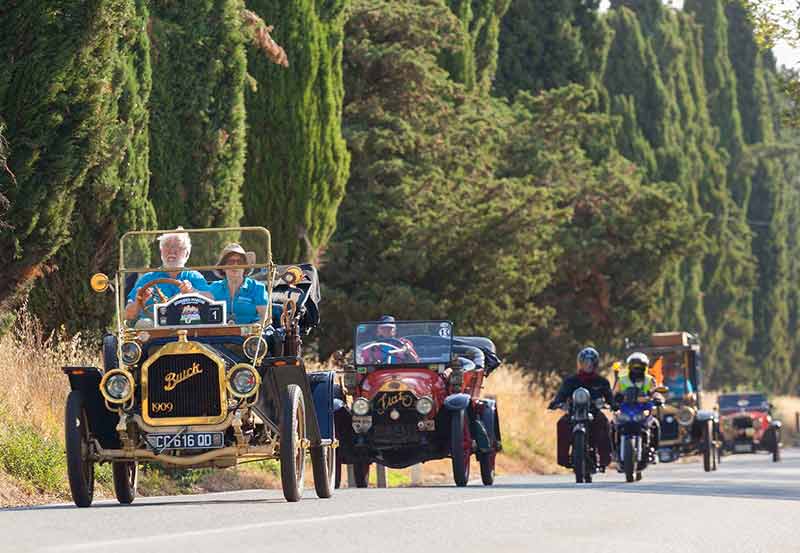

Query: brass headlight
120,341,142,365
227,363,260,399
100,369,134,404
243,335,268,362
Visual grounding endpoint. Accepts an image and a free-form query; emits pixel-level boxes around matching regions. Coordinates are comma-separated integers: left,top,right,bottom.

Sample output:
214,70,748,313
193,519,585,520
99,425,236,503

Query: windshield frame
718,393,769,412
114,226,275,333
353,320,455,368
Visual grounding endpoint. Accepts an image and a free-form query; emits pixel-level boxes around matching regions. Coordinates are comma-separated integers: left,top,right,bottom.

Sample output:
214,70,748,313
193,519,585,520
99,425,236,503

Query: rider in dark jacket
548,347,614,469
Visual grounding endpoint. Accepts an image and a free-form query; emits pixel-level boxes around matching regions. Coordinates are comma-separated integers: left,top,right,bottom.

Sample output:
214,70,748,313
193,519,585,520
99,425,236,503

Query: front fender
62,367,119,448
308,370,336,440
443,393,471,411
477,398,501,445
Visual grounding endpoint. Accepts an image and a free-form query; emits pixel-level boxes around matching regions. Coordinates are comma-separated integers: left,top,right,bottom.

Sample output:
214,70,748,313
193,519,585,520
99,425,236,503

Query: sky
598,0,800,69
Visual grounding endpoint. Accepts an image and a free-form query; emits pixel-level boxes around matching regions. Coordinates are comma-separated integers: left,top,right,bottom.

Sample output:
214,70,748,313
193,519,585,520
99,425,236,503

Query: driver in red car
124,227,211,322
360,315,420,364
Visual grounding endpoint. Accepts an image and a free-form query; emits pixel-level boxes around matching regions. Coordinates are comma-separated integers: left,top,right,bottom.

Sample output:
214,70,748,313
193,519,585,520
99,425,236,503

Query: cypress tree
727,2,792,390
685,0,757,387
149,0,247,251
0,0,136,331
242,0,350,263
28,0,157,333
495,0,605,98
444,0,511,93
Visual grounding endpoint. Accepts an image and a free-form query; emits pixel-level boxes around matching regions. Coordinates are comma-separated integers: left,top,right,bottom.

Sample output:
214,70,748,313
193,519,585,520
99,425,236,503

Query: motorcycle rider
614,352,662,462
548,347,614,470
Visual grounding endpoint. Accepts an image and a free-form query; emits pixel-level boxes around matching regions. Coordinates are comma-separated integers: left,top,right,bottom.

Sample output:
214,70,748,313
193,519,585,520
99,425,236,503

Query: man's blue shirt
209,278,269,324
126,270,210,304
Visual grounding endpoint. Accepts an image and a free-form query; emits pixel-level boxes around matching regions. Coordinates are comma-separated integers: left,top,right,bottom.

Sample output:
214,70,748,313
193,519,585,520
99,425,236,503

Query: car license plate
734,443,752,453
145,432,224,450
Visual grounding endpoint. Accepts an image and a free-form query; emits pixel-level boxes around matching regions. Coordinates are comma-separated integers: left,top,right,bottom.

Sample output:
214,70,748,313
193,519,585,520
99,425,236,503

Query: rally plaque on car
154,294,227,328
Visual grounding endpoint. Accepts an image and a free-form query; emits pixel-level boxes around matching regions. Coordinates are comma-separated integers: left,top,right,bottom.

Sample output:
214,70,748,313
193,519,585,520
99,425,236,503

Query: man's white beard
162,255,188,269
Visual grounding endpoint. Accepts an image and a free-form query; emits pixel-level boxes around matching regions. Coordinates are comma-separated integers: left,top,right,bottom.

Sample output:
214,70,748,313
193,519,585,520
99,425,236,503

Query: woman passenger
209,243,269,324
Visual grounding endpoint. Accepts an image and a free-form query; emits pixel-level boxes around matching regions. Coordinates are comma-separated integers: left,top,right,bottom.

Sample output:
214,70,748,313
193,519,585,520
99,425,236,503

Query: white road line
43,490,564,552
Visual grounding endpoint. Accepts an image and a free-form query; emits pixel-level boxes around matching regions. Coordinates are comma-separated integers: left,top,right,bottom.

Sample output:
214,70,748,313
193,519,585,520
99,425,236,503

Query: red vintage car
336,319,502,487
718,392,782,462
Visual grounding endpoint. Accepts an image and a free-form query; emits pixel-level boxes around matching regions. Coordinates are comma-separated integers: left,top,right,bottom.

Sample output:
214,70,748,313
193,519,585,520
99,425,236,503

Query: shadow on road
490,477,800,502
0,495,291,512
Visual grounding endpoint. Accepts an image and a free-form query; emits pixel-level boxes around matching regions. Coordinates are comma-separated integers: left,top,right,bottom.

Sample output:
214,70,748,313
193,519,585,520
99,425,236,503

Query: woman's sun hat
214,243,256,278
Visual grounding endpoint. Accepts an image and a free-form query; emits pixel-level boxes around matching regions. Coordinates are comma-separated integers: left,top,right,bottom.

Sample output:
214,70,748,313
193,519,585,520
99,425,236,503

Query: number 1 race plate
145,432,224,450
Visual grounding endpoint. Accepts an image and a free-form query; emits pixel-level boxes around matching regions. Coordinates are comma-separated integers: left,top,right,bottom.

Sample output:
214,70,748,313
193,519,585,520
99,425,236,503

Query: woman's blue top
209,278,268,324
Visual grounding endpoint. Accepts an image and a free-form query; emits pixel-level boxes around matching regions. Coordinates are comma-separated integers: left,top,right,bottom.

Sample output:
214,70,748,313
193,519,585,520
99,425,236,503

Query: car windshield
120,228,271,273
718,393,769,411
118,227,272,329
354,321,453,366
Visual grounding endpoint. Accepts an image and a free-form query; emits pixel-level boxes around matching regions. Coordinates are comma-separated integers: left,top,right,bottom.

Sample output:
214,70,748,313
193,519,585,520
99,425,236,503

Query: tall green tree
727,2,792,390
149,0,247,246
242,0,350,263
443,0,512,93
495,0,606,99
602,2,760,385
0,0,138,331
685,0,757,387
28,0,157,333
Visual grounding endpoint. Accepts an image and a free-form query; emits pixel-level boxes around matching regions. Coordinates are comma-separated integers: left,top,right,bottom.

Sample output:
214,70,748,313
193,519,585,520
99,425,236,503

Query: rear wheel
450,410,471,487
310,417,335,499
572,432,586,484
703,420,713,472
112,461,137,504
623,437,635,483
478,451,495,486
334,457,343,489
353,462,370,488
772,428,782,462
280,385,306,502
65,391,94,507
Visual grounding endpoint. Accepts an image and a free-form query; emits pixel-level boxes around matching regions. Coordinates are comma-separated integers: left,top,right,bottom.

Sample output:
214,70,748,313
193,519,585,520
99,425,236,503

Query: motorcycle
556,387,609,484
613,386,663,483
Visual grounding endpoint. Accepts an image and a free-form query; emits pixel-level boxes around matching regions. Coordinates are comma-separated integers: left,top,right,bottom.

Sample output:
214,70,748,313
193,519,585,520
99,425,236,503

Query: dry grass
0,304,98,434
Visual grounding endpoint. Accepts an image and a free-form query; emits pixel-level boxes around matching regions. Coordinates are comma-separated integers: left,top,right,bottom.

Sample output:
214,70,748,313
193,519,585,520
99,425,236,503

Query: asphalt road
3,449,799,553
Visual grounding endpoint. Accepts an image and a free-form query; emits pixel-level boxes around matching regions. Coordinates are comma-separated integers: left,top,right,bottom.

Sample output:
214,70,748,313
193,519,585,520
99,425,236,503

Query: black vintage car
63,227,337,506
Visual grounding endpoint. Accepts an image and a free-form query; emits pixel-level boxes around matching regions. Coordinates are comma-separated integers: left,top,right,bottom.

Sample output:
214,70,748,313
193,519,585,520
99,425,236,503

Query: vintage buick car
62,227,337,506
336,319,502,487
718,392,782,462
624,332,720,471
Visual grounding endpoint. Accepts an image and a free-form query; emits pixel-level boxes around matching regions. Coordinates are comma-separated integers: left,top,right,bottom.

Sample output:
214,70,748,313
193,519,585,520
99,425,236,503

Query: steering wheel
137,278,185,304
360,341,408,355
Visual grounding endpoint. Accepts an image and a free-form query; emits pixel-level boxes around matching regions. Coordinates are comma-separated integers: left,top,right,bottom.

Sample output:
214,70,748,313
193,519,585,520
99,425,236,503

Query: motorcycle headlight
633,413,645,422
616,412,631,423
100,369,134,404
572,387,591,406
227,364,260,399
120,341,142,365
677,406,695,426
415,396,434,416
353,397,371,416
243,335,268,361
